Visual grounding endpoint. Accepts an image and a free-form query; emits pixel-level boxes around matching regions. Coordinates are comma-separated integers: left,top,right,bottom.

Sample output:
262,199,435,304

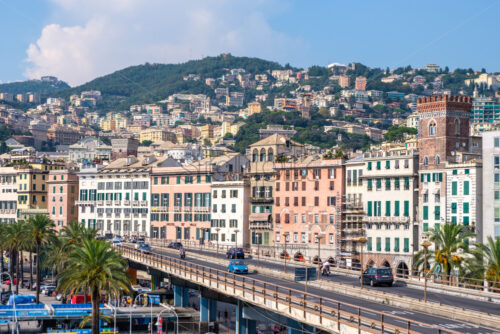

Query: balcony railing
249,221,273,230
363,216,410,223
250,197,273,204
132,201,140,206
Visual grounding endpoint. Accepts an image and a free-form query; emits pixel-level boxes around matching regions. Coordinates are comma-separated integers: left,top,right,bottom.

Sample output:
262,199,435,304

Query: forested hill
56,55,292,110
0,79,69,95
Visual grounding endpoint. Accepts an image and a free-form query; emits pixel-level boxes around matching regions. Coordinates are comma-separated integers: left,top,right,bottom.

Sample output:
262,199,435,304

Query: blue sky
1,0,499,86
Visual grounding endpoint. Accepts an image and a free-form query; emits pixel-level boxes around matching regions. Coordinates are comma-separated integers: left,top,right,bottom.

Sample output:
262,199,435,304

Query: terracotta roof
250,134,303,147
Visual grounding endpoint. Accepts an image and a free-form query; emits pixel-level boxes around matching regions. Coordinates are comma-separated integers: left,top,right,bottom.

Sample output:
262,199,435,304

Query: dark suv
226,247,245,259
168,242,183,250
361,267,394,287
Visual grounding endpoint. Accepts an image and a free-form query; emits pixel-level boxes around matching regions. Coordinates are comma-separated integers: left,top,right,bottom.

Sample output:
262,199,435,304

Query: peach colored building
273,156,345,259
48,169,79,230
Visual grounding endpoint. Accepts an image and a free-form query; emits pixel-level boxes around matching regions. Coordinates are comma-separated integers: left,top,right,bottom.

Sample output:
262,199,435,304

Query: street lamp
316,235,324,279
129,294,142,334
215,228,220,259
421,241,432,302
159,303,179,334
357,237,367,289
283,232,289,273
1,273,17,334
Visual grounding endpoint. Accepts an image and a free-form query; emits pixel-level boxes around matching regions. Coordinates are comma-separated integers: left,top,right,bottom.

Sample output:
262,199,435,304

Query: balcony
249,221,273,230
124,200,130,206
193,206,209,212
250,197,273,204
132,201,140,207
151,206,169,213
140,201,148,206
363,216,410,223
106,200,112,206
184,206,193,212
141,213,147,218
97,201,104,206
174,206,182,212
114,200,121,206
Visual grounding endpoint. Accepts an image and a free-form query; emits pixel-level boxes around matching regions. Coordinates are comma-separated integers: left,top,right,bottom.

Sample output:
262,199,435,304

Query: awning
249,213,271,222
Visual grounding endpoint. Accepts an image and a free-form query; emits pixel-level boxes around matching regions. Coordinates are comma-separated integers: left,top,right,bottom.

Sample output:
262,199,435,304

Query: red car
3,278,17,285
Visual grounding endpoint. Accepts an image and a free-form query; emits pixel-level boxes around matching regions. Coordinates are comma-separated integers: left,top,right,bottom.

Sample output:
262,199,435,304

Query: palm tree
61,221,98,250
4,221,25,294
475,236,500,286
57,239,130,334
0,223,6,275
27,215,57,304
413,223,475,282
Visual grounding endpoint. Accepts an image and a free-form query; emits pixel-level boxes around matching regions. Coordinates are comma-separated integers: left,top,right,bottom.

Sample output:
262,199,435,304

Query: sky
0,0,499,86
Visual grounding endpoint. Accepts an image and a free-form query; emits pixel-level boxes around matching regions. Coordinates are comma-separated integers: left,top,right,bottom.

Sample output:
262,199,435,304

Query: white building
362,149,419,274
210,180,250,247
69,138,112,163
76,164,102,231
481,131,500,241
0,167,18,223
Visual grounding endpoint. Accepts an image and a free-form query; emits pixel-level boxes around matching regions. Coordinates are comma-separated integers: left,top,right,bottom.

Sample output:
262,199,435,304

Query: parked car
168,242,183,250
0,291,12,305
139,244,152,254
112,239,122,247
135,241,146,249
226,247,245,259
44,286,57,296
228,260,248,274
361,267,394,287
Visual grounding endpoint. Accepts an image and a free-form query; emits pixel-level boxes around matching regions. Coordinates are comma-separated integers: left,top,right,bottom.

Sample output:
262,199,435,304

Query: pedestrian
224,310,228,322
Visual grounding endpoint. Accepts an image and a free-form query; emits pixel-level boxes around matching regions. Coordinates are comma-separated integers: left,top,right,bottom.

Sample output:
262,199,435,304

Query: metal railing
118,245,457,334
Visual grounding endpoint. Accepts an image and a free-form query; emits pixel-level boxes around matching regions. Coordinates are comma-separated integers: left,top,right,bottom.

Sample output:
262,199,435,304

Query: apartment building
48,170,79,230
342,156,364,264
0,167,18,223
210,180,250,247
273,156,345,259
482,131,500,241
95,155,166,237
150,153,248,241
362,148,419,274
76,164,102,231
139,128,177,143
68,138,112,163
17,161,64,220
247,134,306,249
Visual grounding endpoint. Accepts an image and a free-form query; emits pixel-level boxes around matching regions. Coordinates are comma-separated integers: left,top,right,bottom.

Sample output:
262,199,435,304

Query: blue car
228,260,248,274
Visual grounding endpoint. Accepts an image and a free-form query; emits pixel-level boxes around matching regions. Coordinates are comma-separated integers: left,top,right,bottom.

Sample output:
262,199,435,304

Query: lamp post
234,229,240,249
160,303,179,334
283,232,289,273
316,235,324,279
1,273,17,334
215,228,220,259
357,237,367,289
129,294,142,334
421,241,431,302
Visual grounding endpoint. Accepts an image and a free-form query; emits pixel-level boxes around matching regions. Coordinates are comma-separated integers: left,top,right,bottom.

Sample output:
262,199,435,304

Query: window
394,238,400,252
496,156,500,170
385,238,390,252
329,234,334,244
423,193,428,203
451,216,457,225
435,155,440,165
451,181,457,195
367,162,372,170
403,201,409,217
463,202,469,214
495,208,500,222
434,206,440,220
327,196,336,206
403,238,409,252
395,160,399,169
495,137,500,148
385,178,391,190
463,181,469,195
385,201,390,216
367,179,373,191
423,223,428,232
424,157,428,166
376,161,381,170
394,201,400,216
367,237,372,251
463,216,469,226
367,201,372,216
429,120,436,136
451,202,457,214
376,237,381,251
394,178,400,190
496,174,500,187
376,179,381,190
385,160,390,169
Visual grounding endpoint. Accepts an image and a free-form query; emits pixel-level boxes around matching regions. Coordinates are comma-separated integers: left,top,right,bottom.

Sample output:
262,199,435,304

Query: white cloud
24,0,303,86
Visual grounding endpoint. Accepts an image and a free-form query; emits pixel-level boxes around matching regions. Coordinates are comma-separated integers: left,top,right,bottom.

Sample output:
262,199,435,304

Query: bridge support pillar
236,300,256,334
173,285,189,307
287,318,312,334
151,274,161,290
200,297,217,322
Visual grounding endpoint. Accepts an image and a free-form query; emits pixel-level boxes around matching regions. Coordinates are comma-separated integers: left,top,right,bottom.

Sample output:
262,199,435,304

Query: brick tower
417,95,472,169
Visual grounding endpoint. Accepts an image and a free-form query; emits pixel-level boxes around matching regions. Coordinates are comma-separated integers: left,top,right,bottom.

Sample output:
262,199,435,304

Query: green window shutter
376,179,381,189
427,174,431,182
420,174,424,182
463,181,469,195
367,201,372,216
463,202,469,213
404,238,409,252
423,206,428,220
385,237,390,251
423,223,428,232
176,176,181,184
367,179,372,190
451,216,457,225
377,201,382,216
434,206,440,220
376,237,381,251
385,178,391,189
404,177,409,188
463,216,469,226
439,173,443,182
452,182,457,195
432,173,435,182
367,162,372,170
394,201,400,216
452,169,457,175
403,201,409,217
376,161,381,170
386,160,390,169
367,237,372,251
451,202,457,214
385,201,391,216
394,238,400,252
465,169,470,175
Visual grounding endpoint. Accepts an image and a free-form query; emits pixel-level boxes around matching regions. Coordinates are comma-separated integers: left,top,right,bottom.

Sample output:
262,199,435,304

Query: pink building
151,166,213,241
48,170,79,231
273,157,345,259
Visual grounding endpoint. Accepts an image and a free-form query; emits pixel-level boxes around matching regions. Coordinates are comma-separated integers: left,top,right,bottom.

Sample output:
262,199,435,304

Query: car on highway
139,243,152,254
112,239,122,247
135,241,146,249
228,259,248,274
361,267,394,287
226,247,245,259
167,242,183,250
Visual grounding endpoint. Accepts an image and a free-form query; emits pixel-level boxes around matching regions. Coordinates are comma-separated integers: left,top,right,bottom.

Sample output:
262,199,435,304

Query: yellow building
221,122,243,137
16,162,64,220
99,113,128,131
200,124,215,139
248,102,262,116
139,128,177,143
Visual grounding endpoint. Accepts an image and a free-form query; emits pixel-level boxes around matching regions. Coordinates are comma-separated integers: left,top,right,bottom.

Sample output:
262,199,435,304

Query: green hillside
57,54,292,110
0,80,69,95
